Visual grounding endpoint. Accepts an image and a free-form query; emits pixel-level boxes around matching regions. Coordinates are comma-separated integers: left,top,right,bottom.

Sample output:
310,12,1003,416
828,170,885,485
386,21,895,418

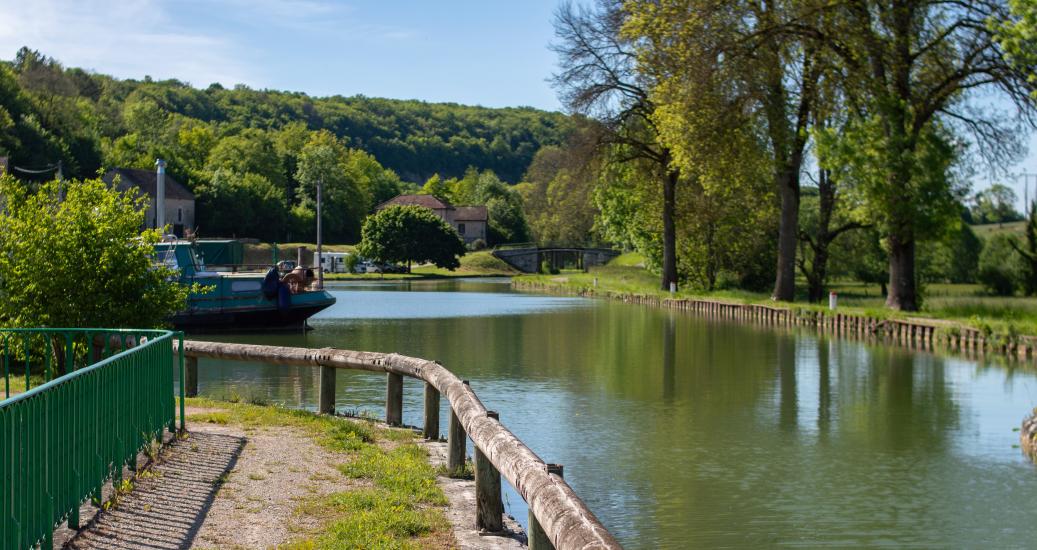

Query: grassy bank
242,243,517,280
322,250,517,281
515,252,1037,338
184,397,452,549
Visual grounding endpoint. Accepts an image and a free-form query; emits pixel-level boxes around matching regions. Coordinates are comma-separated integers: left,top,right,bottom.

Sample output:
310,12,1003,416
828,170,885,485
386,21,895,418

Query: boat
155,240,336,332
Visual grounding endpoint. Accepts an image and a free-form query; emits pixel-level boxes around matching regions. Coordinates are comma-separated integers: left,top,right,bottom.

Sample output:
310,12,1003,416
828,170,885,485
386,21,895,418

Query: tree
195,169,288,241
206,129,286,188
972,183,1023,224
521,136,601,246
420,173,454,203
624,0,821,301
357,205,466,271
979,233,1022,295
1010,201,1037,294
798,167,869,302
798,0,1037,310
552,0,679,291
0,176,188,331
294,131,369,243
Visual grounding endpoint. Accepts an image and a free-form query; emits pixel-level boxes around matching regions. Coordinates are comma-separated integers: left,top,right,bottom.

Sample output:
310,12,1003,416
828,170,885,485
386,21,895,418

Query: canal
194,278,1037,548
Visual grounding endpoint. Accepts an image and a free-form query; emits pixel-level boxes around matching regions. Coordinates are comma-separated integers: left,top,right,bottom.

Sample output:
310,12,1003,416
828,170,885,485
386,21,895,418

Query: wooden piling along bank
178,340,622,550
512,281,1037,361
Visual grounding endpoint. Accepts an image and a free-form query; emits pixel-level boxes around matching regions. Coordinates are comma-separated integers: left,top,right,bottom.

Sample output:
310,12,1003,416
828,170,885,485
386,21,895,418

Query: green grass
184,398,451,549
514,256,1037,339
971,221,1026,238
322,250,516,281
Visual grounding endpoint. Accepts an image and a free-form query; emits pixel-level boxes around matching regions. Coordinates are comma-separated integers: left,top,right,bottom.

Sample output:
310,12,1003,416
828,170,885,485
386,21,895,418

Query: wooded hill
0,48,572,186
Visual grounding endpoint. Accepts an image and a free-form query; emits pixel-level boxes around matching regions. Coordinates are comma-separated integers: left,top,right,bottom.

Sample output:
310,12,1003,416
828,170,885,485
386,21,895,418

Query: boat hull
171,296,335,332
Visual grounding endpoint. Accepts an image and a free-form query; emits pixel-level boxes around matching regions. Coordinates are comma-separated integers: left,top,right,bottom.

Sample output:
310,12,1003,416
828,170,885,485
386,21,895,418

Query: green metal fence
0,328,184,550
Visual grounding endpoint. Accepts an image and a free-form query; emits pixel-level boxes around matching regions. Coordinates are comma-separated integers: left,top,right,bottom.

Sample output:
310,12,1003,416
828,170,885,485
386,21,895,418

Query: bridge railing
180,340,622,550
0,328,182,550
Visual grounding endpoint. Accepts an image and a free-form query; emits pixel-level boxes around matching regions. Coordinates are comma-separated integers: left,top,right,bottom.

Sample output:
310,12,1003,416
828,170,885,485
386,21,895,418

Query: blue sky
1,0,1036,206
0,0,562,110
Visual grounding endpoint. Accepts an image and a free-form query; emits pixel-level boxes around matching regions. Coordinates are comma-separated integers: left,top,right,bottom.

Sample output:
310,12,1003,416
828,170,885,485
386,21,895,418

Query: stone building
376,194,488,244
103,168,195,237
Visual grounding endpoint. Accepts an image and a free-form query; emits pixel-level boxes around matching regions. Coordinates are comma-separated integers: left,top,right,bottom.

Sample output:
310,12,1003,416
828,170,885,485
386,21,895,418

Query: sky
1,0,1036,207
0,0,563,109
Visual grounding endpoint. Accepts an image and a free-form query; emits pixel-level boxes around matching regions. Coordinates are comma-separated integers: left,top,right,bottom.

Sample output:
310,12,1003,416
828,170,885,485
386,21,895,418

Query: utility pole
316,176,323,289
156,159,167,233
1020,172,1037,213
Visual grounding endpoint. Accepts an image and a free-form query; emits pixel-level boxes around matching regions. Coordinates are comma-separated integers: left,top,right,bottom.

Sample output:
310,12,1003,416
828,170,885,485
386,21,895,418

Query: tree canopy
0,175,188,328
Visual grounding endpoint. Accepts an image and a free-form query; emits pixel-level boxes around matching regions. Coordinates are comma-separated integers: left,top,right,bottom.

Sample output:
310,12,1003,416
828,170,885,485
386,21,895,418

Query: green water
194,279,1037,548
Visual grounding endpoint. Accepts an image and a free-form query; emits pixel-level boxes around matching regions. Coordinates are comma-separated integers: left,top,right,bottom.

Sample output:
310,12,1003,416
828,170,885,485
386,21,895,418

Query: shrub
978,233,1021,296
469,238,487,251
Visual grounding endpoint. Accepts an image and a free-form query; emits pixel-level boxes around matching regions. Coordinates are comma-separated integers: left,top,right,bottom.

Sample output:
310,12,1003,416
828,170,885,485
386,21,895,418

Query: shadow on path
62,431,246,550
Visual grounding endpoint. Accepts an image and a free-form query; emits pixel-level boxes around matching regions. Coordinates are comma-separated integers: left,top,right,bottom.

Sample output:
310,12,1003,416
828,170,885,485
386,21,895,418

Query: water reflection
194,280,1037,548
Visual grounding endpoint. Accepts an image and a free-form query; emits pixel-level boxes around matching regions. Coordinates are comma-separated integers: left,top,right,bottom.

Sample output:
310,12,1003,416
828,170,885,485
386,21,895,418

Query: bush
469,238,487,251
344,254,358,273
978,233,1021,296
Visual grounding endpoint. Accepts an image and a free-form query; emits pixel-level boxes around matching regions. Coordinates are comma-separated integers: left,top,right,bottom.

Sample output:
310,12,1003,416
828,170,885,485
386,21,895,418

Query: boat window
231,281,262,293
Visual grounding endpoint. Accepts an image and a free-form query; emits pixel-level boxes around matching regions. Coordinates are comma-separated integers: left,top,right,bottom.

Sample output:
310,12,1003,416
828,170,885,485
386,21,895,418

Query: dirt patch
189,413,363,549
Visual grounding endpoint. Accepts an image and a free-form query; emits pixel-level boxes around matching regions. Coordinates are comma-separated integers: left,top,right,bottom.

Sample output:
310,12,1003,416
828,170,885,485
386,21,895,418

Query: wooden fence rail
178,340,622,550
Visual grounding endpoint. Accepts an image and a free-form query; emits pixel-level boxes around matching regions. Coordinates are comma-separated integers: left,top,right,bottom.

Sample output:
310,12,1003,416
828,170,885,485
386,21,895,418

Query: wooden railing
178,340,622,550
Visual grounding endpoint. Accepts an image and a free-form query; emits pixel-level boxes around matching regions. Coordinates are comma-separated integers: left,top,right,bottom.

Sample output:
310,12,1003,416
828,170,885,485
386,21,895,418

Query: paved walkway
59,430,245,549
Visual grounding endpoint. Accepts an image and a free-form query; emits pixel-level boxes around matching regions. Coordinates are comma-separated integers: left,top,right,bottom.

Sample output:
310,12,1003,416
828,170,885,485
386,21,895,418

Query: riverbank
243,243,518,280
513,258,1037,361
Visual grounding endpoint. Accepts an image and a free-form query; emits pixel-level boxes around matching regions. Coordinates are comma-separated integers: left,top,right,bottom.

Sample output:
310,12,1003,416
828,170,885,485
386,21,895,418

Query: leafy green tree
521,141,600,246
552,0,679,291
195,169,288,241
206,129,285,188
419,173,454,203
294,130,369,243
802,0,1036,310
0,176,188,329
979,233,1023,296
971,184,1023,225
624,0,822,301
1010,201,1037,295
357,205,465,271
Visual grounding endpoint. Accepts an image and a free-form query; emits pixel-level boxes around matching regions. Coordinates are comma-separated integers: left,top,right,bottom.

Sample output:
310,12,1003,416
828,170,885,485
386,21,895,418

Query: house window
177,207,183,223
458,223,466,235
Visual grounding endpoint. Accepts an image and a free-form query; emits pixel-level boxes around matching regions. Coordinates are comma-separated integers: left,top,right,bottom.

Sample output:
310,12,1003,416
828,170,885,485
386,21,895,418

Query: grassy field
515,252,1037,337
971,221,1026,238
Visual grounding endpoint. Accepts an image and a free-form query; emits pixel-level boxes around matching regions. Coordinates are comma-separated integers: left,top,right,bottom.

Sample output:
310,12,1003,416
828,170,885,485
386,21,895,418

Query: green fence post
178,332,186,433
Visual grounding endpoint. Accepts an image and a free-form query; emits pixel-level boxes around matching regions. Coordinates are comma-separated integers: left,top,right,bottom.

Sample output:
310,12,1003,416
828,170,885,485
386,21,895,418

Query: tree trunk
661,167,678,291
807,167,834,303
807,246,828,303
886,234,917,311
773,168,800,301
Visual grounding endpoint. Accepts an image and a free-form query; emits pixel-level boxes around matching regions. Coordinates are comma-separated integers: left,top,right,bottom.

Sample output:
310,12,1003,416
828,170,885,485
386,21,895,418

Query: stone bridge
492,245,621,273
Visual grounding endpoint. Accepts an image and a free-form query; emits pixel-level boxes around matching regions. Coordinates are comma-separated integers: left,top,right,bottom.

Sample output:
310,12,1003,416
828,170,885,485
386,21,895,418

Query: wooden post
529,463,564,550
447,404,466,476
476,410,504,533
424,382,440,440
185,356,199,398
386,372,403,426
319,365,335,415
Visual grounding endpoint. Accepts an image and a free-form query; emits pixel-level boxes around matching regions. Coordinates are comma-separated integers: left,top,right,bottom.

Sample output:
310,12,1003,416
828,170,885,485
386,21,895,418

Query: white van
315,252,351,273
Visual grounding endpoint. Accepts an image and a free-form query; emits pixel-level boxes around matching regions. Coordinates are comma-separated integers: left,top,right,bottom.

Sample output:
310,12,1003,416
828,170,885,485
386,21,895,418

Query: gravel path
59,407,519,549
62,427,245,549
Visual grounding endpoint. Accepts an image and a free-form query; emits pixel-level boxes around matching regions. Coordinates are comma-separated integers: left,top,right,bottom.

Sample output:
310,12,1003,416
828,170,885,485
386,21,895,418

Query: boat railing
178,340,622,550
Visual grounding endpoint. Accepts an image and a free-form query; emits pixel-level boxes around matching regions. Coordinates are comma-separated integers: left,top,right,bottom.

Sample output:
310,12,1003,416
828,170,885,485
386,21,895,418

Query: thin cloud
0,0,258,87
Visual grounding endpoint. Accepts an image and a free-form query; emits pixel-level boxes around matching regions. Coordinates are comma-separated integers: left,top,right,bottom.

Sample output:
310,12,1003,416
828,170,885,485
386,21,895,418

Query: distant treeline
0,48,571,242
